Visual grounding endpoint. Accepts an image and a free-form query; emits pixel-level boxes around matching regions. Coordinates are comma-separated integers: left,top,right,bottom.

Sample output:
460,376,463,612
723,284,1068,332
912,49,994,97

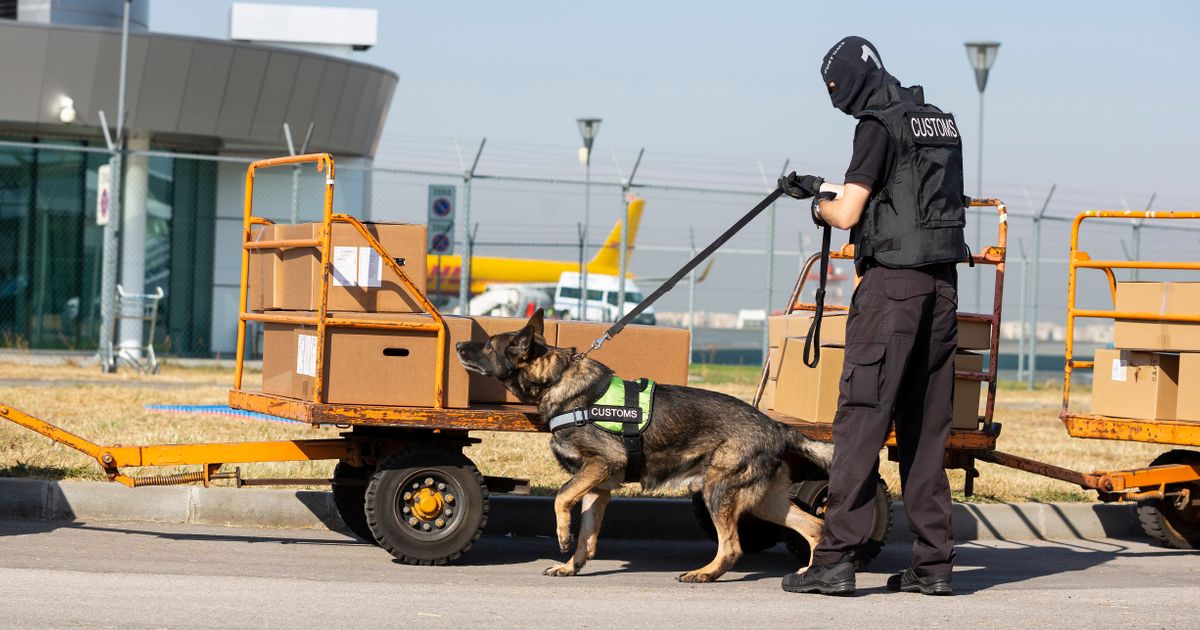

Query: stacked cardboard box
763,311,985,429
1093,282,1200,421
246,222,428,313
262,312,473,407
250,225,692,408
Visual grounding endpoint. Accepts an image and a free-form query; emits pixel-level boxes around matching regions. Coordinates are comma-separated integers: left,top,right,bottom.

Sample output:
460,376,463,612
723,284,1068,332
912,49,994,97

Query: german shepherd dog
456,310,832,582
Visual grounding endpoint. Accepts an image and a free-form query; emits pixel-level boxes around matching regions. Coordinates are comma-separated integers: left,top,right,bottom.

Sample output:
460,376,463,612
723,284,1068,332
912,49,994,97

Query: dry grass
0,361,1174,502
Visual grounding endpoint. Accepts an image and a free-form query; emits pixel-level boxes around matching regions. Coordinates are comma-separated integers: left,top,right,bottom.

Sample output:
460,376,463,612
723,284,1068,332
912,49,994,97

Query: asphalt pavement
0,519,1195,629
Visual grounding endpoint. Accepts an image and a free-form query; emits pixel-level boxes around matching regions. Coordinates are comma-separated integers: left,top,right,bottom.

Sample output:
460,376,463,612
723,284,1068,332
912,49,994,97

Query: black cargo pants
812,263,958,578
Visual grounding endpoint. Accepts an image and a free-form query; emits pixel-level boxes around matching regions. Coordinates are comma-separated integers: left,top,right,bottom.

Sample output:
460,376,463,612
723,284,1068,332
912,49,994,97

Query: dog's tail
784,429,835,471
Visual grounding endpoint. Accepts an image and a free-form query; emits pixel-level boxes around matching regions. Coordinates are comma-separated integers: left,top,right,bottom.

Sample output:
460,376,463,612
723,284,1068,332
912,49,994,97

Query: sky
152,0,1200,204
151,1,1200,321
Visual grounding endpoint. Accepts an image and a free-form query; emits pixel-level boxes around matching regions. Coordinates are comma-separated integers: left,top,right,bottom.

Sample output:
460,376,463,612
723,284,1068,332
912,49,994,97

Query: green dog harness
548,377,655,482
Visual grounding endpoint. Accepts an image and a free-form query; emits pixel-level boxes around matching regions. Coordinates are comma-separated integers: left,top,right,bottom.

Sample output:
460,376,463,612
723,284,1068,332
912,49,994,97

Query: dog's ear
509,319,537,359
527,308,545,337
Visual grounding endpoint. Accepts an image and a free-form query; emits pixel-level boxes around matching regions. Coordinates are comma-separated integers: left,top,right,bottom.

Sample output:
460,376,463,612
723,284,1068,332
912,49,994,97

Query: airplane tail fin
589,198,644,274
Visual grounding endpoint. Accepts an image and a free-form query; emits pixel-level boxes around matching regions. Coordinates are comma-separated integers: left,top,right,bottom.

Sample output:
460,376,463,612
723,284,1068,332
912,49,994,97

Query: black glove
810,191,836,228
778,172,824,200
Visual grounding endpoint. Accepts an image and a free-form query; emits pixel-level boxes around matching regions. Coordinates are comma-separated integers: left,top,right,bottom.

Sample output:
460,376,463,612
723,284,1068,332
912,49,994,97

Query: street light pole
98,0,132,372
576,118,601,321
965,41,1000,314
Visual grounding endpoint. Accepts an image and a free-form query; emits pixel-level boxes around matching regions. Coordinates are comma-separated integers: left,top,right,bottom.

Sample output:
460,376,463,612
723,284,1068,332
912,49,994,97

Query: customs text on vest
851,85,970,274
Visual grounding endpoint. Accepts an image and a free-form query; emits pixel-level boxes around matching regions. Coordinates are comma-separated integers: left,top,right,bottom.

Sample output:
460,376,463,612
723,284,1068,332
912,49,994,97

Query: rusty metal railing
1061,210,1200,446
232,153,450,408
755,198,1008,434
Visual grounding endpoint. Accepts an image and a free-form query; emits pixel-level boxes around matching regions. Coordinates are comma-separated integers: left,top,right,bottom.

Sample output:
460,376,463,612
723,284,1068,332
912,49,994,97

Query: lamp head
964,41,1001,92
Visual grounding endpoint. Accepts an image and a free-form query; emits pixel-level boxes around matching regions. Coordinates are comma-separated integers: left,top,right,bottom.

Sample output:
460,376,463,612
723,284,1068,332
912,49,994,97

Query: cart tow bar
580,188,785,358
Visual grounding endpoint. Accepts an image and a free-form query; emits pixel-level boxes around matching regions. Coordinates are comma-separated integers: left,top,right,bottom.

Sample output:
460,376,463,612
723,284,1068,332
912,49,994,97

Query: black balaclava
820,36,900,115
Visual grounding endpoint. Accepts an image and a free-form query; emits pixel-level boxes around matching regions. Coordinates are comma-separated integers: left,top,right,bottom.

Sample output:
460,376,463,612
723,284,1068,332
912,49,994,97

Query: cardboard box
466,316,560,403
953,352,984,430
1113,282,1200,352
554,321,690,386
957,316,992,351
758,378,776,411
768,313,848,350
1178,353,1200,422
768,346,783,380
246,224,274,313
773,339,843,422
271,222,428,313
1092,348,1180,420
771,342,984,428
262,312,472,408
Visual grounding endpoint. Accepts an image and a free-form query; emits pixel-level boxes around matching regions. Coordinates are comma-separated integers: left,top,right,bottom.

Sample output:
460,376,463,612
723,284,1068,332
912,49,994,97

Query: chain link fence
1,139,1197,374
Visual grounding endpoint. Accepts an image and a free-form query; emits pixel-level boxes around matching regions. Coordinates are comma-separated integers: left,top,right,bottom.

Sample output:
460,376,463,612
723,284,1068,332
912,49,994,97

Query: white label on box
332,246,358,286
357,247,382,288
1111,358,1128,382
296,334,317,377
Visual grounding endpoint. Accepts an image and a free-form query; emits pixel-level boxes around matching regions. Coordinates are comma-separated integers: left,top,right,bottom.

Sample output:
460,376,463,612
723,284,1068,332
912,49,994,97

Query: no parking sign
427,184,455,255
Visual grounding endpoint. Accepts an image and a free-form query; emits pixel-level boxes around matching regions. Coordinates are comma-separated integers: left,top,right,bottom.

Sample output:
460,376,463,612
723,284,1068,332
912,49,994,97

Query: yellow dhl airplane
426,198,644,295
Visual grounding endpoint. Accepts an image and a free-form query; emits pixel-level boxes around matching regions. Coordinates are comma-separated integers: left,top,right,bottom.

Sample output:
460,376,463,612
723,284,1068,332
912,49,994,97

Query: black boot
886,568,952,595
781,553,855,595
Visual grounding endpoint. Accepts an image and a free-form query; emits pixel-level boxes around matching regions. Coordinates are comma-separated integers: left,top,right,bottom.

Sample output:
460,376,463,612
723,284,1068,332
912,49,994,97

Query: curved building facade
0,6,396,356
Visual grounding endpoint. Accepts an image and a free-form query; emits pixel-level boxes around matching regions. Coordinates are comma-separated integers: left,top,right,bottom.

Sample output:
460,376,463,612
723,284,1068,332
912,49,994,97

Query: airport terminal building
0,1,396,356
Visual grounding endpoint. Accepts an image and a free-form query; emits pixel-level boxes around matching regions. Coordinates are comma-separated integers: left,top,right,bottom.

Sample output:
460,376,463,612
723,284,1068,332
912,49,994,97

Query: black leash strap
802,224,832,368
585,189,786,354
621,379,644,483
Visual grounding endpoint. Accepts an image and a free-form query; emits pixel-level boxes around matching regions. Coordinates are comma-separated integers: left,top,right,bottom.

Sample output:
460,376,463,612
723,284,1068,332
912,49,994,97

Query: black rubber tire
365,446,488,565
1135,450,1200,550
783,478,892,569
331,460,375,543
690,492,783,553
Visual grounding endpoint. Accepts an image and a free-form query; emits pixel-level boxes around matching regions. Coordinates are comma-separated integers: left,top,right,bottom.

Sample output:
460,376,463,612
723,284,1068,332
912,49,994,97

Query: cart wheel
365,446,489,565
1136,450,1200,550
783,479,892,569
332,460,375,544
690,492,782,553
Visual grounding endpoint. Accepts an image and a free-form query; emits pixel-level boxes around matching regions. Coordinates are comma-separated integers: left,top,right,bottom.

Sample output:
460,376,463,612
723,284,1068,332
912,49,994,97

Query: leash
576,188,785,360
802,224,832,368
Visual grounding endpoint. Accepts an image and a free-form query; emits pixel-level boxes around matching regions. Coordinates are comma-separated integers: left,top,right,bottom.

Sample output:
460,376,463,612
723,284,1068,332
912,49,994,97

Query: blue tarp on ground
143,404,304,425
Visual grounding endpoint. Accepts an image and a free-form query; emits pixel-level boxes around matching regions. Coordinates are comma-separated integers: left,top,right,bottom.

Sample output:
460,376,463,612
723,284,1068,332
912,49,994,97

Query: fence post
616,148,644,318
758,159,789,358
1014,239,1028,382
687,228,697,362
1027,184,1055,389
459,138,486,314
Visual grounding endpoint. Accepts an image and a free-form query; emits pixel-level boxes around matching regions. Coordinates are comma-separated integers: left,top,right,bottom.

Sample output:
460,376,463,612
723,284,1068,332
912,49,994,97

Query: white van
554,272,655,325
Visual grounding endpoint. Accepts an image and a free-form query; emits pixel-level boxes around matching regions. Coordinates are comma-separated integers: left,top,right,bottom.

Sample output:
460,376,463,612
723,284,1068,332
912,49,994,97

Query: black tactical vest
850,85,969,274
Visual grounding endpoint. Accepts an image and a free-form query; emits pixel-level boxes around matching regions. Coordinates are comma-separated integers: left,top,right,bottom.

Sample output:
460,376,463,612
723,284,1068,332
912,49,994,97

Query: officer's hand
778,172,824,200
810,191,836,228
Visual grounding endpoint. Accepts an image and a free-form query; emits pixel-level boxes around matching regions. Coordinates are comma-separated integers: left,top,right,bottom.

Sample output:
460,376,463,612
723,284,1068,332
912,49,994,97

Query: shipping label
296,334,318,377
332,246,358,287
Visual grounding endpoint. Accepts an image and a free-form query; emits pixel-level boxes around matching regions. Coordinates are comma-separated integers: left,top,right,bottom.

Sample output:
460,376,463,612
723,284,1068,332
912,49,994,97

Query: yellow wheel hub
412,488,444,520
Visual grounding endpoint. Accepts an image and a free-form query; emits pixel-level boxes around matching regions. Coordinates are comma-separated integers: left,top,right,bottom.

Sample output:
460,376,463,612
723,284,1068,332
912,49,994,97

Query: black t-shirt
843,119,890,191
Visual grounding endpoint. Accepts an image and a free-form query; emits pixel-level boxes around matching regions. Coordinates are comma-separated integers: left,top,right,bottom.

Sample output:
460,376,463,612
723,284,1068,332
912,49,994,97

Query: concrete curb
0,478,1143,543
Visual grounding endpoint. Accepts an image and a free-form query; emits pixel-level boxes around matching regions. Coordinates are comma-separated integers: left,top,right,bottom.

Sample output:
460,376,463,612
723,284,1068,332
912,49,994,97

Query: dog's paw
557,532,575,554
676,570,716,583
543,563,577,577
